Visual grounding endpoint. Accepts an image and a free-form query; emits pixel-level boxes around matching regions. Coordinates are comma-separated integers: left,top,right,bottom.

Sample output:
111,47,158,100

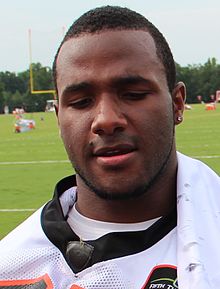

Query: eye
69,97,93,109
122,92,150,100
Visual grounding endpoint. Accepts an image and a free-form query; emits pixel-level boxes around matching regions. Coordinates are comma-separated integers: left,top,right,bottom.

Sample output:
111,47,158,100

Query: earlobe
172,82,186,125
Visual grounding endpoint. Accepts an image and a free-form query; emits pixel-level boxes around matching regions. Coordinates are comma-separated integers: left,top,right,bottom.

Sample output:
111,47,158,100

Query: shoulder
177,152,220,205
177,152,219,183
0,206,52,253
0,205,72,282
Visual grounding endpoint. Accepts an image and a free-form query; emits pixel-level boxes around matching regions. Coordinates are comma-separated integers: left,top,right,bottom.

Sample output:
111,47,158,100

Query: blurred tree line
0,58,220,113
0,63,54,113
176,57,220,103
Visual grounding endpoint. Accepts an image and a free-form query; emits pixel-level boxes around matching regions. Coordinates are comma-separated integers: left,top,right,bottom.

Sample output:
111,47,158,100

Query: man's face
56,30,179,200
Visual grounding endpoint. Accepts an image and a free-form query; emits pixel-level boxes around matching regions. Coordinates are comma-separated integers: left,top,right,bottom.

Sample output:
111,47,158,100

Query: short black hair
53,6,176,93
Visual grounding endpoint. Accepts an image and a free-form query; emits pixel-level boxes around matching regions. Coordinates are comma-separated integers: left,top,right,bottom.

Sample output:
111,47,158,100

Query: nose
91,97,127,135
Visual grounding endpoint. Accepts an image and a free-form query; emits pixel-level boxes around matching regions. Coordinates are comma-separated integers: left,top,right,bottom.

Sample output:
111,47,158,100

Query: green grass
0,104,219,239
176,103,220,173
0,112,73,238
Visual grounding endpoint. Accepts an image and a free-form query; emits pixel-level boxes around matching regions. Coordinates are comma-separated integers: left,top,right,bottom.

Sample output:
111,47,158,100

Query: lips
93,144,135,157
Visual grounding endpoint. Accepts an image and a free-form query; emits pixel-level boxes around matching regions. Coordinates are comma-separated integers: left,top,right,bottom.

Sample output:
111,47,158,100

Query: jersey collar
41,175,177,273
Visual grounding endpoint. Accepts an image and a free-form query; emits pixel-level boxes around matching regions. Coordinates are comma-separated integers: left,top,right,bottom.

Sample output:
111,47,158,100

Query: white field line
0,209,36,212
192,155,220,159
0,160,69,165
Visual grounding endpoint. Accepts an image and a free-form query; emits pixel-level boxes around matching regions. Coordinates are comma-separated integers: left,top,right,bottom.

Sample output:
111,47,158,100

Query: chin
84,178,152,201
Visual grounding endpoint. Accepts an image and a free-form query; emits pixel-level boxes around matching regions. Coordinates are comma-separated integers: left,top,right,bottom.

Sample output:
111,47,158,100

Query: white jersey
0,152,219,289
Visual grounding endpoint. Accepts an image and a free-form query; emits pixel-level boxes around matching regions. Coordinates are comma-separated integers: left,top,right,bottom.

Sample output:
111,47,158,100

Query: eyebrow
61,75,151,97
62,82,92,96
112,75,150,86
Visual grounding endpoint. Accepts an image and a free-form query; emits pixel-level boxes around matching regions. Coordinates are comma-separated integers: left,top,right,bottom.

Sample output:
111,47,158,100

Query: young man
0,6,219,289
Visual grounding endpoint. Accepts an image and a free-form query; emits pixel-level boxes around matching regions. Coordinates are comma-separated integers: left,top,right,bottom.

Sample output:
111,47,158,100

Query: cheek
137,102,174,140
59,114,90,152
156,106,175,142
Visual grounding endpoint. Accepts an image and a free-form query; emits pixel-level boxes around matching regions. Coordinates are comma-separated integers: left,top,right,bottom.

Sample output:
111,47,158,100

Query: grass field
0,104,220,239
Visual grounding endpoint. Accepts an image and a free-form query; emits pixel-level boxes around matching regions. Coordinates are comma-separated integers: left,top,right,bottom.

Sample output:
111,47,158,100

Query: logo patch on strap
0,274,53,289
142,264,178,289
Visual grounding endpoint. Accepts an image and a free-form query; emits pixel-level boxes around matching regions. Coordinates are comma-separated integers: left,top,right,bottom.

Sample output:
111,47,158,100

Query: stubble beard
70,128,175,201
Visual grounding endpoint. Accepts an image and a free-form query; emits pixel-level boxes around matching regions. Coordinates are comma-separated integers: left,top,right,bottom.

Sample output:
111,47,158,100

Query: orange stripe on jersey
70,286,85,289
0,274,53,288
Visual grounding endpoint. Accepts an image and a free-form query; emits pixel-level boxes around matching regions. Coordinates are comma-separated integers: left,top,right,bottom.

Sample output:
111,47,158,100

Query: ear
172,82,186,125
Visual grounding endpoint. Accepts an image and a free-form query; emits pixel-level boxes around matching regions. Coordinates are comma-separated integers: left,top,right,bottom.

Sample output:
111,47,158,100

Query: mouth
93,144,136,167
93,144,135,157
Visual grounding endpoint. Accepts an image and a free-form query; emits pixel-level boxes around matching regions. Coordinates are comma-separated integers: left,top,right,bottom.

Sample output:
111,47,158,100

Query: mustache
87,134,139,152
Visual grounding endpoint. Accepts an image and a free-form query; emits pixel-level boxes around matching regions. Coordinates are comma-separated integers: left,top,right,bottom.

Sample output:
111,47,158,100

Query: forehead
56,30,166,93
57,29,159,64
